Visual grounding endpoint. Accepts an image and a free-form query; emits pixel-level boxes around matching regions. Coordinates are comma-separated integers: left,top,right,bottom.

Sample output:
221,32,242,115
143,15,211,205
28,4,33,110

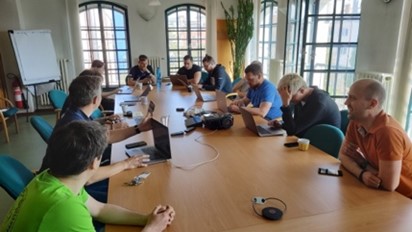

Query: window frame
258,0,278,79
165,4,206,76
79,1,131,88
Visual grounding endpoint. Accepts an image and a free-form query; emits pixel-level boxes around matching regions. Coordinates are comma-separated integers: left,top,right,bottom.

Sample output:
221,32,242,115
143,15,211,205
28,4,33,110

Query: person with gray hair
339,79,412,198
268,73,340,137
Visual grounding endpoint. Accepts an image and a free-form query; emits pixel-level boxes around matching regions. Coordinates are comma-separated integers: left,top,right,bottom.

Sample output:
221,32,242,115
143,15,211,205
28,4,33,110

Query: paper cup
297,138,310,151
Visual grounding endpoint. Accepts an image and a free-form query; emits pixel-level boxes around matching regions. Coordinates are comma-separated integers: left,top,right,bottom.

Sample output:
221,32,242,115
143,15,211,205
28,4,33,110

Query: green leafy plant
221,0,254,80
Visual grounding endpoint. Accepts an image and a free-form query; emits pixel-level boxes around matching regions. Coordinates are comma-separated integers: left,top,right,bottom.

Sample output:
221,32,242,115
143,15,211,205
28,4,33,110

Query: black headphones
252,197,287,220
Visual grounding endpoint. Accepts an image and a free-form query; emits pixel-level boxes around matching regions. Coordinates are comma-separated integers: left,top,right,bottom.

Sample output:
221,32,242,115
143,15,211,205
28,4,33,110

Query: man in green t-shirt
1,121,175,231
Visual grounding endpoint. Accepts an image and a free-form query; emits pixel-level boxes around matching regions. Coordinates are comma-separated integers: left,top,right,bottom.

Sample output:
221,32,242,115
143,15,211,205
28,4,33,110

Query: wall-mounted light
148,0,161,6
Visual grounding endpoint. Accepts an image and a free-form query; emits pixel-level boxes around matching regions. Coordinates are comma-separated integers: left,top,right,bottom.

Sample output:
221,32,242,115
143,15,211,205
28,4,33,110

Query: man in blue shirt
229,62,282,120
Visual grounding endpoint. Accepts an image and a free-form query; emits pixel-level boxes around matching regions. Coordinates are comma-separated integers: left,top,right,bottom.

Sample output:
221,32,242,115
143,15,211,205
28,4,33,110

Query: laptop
170,75,189,86
239,107,285,137
125,118,172,165
216,90,229,113
122,85,151,102
192,84,216,102
118,85,135,94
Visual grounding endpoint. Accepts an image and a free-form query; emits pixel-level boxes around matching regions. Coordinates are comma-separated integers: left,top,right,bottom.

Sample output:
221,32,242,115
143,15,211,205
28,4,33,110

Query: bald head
351,79,386,108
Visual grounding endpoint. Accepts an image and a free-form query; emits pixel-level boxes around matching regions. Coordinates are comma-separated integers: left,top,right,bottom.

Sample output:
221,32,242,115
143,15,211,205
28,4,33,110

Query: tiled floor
0,112,56,221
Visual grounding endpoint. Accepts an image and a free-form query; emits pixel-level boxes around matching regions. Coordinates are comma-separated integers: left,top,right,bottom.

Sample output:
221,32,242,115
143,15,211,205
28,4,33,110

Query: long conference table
107,84,412,232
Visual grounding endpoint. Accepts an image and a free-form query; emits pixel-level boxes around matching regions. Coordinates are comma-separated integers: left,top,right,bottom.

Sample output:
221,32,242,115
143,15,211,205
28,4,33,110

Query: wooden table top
107,84,412,232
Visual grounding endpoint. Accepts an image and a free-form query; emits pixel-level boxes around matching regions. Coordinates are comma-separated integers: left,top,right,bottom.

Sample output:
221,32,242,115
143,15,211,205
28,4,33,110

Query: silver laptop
239,107,285,137
170,75,189,86
125,119,171,165
192,84,216,102
216,90,229,113
122,85,151,102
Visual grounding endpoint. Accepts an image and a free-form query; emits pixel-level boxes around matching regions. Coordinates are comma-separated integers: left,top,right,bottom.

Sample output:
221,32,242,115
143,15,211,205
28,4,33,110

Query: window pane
305,45,330,70
328,72,354,96
330,46,357,70
333,18,360,43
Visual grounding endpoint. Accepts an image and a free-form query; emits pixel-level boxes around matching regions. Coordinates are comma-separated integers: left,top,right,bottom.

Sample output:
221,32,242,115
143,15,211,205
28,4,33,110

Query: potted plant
221,0,254,80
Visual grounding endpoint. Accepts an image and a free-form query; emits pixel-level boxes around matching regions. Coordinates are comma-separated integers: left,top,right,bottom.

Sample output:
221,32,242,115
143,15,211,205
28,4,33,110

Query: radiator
148,56,161,72
355,71,393,112
38,59,69,106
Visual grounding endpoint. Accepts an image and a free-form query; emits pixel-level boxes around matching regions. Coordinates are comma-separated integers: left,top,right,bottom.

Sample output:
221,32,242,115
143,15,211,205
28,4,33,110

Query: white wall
357,0,412,124
356,0,403,73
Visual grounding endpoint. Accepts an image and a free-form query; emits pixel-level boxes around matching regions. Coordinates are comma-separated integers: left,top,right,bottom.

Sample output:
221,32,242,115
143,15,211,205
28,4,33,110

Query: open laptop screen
151,119,171,159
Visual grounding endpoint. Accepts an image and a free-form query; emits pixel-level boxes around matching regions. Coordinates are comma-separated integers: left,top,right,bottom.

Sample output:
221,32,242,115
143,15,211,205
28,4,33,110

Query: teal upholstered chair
200,71,209,83
48,90,68,121
0,155,34,200
90,108,104,120
303,124,344,159
340,110,349,134
30,116,53,144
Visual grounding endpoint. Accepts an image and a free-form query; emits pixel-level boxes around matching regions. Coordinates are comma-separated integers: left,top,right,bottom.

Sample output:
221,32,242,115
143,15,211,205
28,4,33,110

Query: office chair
0,155,35,200
303,124,344,159
0,96,19,143
48,90,68,121
30,116,54,144
340,110,350,134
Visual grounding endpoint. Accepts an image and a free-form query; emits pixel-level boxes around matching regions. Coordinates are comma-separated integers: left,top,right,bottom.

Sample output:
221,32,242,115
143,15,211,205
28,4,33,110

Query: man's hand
143,205,175,232
360,171,382,189
268,119,282,129
228,104,240,114
278,86,292,107
341,142,368,167
122,155,150,169
138,115,153,132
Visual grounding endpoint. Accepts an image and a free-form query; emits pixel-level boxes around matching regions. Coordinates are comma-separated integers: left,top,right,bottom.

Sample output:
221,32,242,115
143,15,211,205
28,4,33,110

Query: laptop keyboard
257,126,272,135
141,147,161,158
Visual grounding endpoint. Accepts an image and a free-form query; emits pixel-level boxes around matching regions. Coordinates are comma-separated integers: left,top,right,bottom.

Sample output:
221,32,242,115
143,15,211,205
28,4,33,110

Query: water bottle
156,67,162,87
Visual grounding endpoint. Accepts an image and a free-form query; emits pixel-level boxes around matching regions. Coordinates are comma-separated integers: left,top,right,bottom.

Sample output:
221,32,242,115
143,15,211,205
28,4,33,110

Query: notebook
215,90,229,113
192,84,216,102
239,107,285,137
122,85,151,102
170,74,189,86
125,118,171,165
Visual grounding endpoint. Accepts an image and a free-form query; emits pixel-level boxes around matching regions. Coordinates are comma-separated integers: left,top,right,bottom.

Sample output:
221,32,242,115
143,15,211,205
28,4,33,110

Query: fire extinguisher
12,79,24,109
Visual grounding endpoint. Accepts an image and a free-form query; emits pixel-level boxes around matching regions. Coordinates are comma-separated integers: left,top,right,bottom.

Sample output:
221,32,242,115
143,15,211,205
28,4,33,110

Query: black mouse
262,207,283,220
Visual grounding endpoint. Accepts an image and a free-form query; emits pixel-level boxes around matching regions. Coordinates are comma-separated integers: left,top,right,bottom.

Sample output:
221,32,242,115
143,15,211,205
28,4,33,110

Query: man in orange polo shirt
340,79,412,198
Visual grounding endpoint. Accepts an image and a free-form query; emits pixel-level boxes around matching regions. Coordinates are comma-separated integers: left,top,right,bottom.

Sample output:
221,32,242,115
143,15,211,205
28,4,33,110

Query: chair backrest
340,110,350,134
30,116,53,143
90,108,104,119
200,71,209,83
303,124,344,159
48,90,68,109
0,155,34,200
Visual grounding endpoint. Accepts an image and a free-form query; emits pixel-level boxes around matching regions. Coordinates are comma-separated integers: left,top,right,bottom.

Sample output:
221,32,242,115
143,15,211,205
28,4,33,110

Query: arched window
165,4,206,75
79,2,131,87
258,0,278,79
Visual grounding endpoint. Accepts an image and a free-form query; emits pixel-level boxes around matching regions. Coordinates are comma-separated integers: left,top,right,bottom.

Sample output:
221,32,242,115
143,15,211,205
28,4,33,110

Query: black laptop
125,119,171,164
